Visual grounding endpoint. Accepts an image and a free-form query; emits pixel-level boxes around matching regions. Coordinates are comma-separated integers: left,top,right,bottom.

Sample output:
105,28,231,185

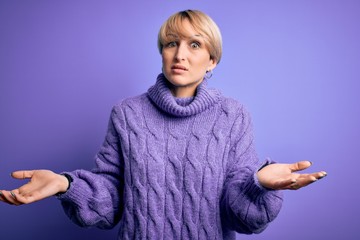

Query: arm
56,106,125,229
220,106,283,234
0,106,125,229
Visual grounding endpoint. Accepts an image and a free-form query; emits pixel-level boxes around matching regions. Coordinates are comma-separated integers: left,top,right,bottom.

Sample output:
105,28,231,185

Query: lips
171,65,188,71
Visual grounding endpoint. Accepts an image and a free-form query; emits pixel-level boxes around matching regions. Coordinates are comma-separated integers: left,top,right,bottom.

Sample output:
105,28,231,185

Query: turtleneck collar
147,73,221,117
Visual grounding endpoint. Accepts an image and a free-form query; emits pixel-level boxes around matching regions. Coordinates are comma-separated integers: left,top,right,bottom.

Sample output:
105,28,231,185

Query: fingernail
10,191,16,199
319,172,327,179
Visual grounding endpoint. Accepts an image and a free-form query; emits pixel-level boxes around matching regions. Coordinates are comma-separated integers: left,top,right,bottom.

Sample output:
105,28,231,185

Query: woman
0,10,326,240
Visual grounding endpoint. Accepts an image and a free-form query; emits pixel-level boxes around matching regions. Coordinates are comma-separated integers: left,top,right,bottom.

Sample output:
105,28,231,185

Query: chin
165,74,200,87
164,74,184,85
169,79,191,87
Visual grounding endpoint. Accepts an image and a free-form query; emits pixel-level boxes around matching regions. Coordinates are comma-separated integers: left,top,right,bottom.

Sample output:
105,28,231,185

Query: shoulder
105,93,149,130
111,93,148,113
218,95,251,119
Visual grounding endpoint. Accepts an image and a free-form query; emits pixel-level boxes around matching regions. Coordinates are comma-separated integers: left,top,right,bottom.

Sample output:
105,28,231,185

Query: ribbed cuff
55,172,90,207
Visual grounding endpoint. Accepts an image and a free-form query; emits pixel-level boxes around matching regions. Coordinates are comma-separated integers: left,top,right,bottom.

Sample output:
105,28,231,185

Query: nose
174,42,187,61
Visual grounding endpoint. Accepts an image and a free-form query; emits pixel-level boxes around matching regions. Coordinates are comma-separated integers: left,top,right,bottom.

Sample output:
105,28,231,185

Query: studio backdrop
0,1,359,239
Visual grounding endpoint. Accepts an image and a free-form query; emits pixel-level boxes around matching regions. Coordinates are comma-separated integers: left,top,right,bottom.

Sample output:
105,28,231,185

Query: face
161,19,217,97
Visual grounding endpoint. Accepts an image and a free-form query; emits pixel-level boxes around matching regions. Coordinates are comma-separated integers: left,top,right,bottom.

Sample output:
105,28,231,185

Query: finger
289,174,321,190
10,189,30,205
299,171,327,182
0,190,16,205
283,178,310,190
317,171,328,179
0,190,23,206
0,190,8,203
289,161,312,172
2,189,32,204
287,182,302,190
11,170,34,180
12,192,36,204
271,178,297,190
306,171,328,183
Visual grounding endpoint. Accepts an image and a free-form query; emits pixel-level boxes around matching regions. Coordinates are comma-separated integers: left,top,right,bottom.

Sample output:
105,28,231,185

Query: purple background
0,0,359,239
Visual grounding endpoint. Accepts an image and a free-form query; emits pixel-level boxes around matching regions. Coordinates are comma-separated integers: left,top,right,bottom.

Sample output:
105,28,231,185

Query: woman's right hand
0,170,69,206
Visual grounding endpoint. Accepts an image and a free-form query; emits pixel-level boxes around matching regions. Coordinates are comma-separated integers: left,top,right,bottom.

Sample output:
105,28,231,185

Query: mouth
171,65,188,71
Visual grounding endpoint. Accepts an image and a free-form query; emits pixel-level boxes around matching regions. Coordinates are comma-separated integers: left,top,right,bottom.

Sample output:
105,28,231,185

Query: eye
190,41,200,49
165,41,177,48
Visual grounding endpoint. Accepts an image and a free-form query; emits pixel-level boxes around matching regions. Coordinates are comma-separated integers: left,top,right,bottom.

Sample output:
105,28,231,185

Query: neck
170,80,203,98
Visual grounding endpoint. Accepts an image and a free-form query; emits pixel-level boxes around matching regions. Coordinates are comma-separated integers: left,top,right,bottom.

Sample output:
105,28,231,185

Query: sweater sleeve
220,106,283,234
56,106,125,229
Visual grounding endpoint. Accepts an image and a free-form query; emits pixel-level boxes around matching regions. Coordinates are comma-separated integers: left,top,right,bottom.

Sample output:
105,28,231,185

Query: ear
208,58,217,71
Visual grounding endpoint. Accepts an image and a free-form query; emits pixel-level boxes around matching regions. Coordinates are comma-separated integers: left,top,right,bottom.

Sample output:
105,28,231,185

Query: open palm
257,161,327,190
0,170,68,205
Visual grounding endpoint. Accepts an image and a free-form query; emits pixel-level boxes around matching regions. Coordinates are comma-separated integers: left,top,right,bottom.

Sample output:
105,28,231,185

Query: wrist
57,173,73,194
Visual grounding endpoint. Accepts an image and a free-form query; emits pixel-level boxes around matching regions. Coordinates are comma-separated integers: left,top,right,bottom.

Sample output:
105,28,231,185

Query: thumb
289,161,312,172
11,170,34,180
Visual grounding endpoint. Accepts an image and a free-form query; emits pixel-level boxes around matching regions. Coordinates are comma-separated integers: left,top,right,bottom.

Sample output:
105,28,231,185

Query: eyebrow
166,33,204,39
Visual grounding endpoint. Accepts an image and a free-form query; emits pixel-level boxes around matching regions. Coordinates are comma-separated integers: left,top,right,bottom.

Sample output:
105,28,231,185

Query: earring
205,69,213,79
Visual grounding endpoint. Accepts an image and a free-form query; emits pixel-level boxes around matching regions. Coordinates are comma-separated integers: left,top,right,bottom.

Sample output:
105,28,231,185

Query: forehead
164,18,204,39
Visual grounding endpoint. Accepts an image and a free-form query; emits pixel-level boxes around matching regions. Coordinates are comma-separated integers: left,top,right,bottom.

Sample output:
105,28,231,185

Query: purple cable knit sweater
57,73,283,240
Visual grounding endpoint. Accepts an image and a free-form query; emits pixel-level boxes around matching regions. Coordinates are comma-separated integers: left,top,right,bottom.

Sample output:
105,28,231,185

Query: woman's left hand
256,161,327,190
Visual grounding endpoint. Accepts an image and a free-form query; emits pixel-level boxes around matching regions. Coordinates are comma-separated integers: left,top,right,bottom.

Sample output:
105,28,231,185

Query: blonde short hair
158,10,223,64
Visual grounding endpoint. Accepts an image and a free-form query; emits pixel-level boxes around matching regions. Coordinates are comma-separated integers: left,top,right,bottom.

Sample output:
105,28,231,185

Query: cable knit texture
57,73,283,240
